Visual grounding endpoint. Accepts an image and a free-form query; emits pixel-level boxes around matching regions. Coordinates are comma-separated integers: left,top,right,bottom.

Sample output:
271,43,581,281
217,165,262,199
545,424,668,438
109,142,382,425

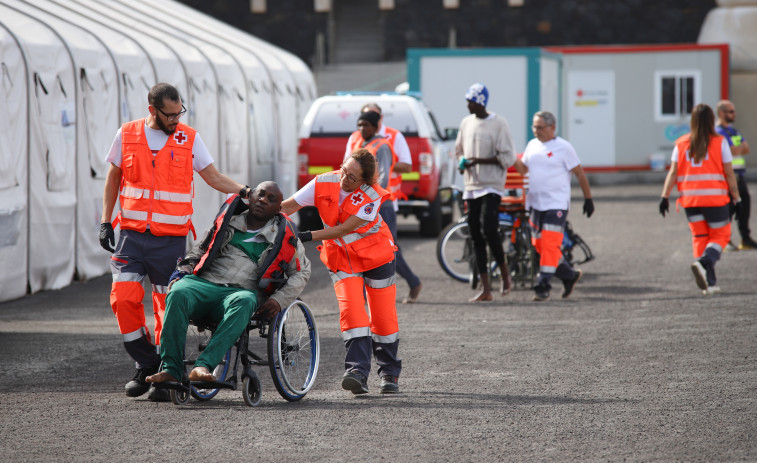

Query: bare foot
188,366,215,382
145,371,178,383
402,282,423,304
469,290,494,302
501,273,512,296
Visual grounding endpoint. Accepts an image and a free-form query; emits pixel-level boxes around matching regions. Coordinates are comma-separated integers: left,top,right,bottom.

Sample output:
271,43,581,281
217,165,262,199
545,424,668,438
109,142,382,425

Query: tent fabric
0,19,29,302
0,0,316,303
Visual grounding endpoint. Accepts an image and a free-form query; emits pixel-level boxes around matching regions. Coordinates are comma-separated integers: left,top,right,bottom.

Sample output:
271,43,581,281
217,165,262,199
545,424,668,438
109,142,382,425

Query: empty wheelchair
157,298,319,406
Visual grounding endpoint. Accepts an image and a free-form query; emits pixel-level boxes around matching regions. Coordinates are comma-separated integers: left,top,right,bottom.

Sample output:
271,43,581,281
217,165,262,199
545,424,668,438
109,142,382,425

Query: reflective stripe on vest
675,133,729,208
118,118,195,236
384,127,405,200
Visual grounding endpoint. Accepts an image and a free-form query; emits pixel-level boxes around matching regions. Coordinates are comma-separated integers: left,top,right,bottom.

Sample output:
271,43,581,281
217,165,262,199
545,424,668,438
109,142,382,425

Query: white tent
135,0,316,197
0,16,29,301
9,0,120,281
67,0,225,237
1,4,77,293
127,0,277,194
0,0,316,303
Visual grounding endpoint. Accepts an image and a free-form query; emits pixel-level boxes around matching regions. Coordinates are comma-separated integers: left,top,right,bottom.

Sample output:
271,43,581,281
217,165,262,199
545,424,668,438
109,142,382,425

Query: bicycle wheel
267,300,320,401
437,221,475,283
183,324,230,401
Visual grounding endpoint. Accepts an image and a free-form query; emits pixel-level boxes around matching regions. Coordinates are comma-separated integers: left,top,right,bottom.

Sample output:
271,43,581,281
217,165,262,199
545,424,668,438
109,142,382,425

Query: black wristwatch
239,186,250,198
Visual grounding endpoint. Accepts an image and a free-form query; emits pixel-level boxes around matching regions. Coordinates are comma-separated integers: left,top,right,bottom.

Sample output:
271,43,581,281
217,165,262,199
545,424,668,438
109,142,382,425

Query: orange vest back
313,172,395,273
118,119,195,236
675,133,729,208
349,131,402,201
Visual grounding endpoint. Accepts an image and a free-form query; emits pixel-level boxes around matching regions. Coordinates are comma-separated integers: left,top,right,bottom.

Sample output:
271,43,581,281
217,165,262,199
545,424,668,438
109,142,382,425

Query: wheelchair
155,299,320,407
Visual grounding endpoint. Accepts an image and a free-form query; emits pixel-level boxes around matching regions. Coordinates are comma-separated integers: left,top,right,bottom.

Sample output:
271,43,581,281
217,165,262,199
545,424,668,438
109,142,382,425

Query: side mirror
444,127,458,140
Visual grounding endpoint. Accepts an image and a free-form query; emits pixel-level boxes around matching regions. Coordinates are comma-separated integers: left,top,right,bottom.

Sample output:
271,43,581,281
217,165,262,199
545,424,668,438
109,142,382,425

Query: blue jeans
379,202,421,289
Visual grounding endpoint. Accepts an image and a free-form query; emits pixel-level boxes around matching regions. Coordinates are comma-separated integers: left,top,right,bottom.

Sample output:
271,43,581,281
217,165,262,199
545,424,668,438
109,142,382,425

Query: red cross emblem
173,131,187,145
351,191,364,205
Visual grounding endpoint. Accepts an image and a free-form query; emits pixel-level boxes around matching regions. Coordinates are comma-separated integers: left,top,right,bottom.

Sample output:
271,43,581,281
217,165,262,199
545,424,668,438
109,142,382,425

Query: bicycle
436,172,537,289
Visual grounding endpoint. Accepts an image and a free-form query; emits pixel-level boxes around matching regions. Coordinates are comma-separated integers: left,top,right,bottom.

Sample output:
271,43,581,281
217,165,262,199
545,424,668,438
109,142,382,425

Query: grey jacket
177,211,311,310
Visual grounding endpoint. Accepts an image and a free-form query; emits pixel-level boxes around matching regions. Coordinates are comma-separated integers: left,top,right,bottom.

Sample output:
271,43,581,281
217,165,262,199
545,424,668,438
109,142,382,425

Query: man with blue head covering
455,83,516,302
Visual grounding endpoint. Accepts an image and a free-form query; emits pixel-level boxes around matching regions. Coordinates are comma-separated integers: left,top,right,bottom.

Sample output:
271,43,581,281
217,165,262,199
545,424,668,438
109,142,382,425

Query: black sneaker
561,269,583,299
147,385,171,402
379,375,399,394
533,283,550,302
341,370,369,395
125,366,157,397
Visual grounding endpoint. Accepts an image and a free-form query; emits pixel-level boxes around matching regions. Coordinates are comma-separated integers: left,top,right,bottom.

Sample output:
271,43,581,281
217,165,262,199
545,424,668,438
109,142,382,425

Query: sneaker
533,288,550,301
690,261,708,290
738,239,757,250
561,269,583,299
725,241,739,252
702,286,721,296
402,283,422,304
341,371,369,395
379,375,399,394
125,366,157,397
147,385,170,402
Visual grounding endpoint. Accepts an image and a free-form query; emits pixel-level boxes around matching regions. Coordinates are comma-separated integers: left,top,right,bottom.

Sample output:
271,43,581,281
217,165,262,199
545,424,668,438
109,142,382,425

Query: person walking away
715,100,757,250
282,149,402,394
99,83,253,401
455,83,516,302
660,103,741,295
146,181,310,386
512,111,594,302
345,103,422,303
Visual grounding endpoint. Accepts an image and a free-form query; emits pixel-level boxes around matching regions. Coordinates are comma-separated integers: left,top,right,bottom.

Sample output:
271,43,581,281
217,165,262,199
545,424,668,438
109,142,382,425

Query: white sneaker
702,286,721,296
690,261,708,290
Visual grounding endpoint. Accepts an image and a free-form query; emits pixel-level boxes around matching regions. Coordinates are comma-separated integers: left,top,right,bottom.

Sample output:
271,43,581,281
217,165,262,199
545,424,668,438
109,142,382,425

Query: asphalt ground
1,183,755,462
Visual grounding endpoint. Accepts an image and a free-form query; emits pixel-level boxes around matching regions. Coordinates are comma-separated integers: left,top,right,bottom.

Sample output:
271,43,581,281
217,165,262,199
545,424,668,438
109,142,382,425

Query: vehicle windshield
309,100,419,137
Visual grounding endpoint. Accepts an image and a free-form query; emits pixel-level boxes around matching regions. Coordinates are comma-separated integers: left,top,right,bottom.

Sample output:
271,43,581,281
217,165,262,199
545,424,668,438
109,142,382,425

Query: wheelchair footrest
190,380,237,391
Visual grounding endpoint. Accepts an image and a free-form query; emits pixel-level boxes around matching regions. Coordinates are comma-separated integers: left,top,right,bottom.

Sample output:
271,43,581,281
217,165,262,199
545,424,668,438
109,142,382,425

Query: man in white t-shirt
98,83,250,402
514,111,594,301
344,103,422,304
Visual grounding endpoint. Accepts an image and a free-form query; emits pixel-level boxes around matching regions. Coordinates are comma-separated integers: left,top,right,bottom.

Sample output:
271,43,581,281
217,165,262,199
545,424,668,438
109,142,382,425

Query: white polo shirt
521,136,581,211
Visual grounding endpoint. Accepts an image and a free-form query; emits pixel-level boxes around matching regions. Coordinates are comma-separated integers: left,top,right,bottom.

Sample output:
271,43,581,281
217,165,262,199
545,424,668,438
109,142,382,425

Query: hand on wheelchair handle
99,222,115,253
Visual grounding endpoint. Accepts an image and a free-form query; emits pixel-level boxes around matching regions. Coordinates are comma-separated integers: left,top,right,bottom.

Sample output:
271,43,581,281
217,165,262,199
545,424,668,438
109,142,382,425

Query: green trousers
160,275,257,381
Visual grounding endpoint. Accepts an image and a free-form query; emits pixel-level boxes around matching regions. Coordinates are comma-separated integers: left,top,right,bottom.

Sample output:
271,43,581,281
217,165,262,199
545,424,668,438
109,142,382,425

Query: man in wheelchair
146,181,311,389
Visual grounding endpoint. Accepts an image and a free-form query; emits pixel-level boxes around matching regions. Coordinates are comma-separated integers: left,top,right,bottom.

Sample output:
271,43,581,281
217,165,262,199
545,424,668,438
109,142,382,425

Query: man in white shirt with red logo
514,111,594,301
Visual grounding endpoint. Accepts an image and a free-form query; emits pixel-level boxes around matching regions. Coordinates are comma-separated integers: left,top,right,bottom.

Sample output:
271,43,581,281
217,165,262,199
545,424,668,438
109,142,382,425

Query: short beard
155,115,176,135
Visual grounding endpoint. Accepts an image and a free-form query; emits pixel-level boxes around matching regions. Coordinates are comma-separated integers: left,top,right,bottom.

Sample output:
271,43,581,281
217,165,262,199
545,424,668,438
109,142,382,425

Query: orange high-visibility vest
349,131,401,201
675,133,730,208
313,171,396,273
118,119,195,236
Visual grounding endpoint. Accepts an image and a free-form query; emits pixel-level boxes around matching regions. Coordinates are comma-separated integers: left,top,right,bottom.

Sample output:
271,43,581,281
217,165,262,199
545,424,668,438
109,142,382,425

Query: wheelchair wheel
170,387,190,405
184,324,230,401
437,221,475,283
267,300,320,401
242,371,262,407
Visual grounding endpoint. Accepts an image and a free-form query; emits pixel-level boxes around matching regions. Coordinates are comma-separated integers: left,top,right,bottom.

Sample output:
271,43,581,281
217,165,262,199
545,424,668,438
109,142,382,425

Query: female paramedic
659,103,741,295
282,148,401,395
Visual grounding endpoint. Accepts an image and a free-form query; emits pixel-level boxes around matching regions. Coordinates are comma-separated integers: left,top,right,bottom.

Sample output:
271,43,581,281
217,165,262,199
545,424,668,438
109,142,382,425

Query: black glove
659,197,669,218
99,222,115,253
734,200,743,221
582,198,594,218
298,231,312,243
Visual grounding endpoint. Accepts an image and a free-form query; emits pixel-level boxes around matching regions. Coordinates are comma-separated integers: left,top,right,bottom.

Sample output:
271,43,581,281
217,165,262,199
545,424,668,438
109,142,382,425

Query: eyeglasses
532,125,548,130
340,167,360,184
156,104,187,121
